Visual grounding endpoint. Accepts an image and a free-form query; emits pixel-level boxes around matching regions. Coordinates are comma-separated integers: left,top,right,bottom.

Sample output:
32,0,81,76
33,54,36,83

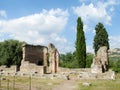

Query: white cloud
73,2,112,25
109,36,120,48
0,8,69,53
50,33,67,43
73,0,117,32
58,42,75,54
0,10,7,18
87,45,94,53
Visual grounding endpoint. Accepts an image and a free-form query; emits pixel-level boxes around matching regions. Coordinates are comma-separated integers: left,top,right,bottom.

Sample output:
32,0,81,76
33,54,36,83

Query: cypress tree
75,17,86,68
93,22,109,54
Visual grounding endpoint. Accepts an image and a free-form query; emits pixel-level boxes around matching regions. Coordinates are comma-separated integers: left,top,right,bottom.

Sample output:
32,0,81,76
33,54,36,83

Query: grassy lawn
0,76,63,90
77,73,120,90
0,73,120,90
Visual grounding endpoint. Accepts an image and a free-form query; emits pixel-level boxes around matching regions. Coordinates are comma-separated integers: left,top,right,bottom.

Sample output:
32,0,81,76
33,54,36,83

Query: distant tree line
60,52,93,68
109,57,120,73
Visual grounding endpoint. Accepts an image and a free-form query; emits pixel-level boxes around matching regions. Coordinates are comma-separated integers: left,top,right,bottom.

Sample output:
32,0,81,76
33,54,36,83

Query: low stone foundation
59,68,91,74
20,61,44,74
78,70,115,79
0,65,16,75
59,68,115,80
0,66,115,80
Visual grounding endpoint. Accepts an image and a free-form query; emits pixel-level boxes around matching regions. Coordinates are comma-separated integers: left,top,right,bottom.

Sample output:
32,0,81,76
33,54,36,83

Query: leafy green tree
86,53,93,68
75,17,86,68
113,60,120,73
93,22,109,54
59,54,65,67
60,52,74,68
65,52,73,62
60,52,77,68
0,39,25,68
69,52,79,68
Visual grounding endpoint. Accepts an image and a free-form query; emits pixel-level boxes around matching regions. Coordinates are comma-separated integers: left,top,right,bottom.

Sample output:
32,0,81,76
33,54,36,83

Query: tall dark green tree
93,22,109,54
75,17,86,68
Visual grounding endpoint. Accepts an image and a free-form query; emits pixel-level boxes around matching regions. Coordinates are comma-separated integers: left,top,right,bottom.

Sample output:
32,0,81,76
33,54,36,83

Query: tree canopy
0,39,25,68
93,22,109,54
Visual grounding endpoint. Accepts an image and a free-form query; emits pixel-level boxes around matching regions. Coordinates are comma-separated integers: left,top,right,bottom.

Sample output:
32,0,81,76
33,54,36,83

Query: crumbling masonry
91,46,109,73
20,43,59,74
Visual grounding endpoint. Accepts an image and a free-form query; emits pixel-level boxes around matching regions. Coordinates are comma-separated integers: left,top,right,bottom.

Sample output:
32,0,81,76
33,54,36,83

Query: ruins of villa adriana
0,43,115,80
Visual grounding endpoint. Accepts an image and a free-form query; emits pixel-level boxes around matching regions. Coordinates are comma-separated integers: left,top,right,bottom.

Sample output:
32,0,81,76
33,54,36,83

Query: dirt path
53,80,77,90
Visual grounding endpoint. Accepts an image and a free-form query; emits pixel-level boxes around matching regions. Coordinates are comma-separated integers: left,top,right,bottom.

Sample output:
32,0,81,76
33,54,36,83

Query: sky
0,0,120,54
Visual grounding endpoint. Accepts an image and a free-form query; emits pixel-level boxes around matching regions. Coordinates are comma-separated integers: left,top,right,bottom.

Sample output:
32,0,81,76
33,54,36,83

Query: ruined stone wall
59,67,91,74
97,46,108,71
0,65,16,76
91,46,108,73
22,44,47,65
48,43,59,73
20,44,48,74
20,43,59,74
59,67,115,80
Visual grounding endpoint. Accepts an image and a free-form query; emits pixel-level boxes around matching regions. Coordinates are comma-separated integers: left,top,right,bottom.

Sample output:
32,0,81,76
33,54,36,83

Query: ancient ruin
48,44,59,73
0,45,115,80
91,46,109,73
20,43,59,74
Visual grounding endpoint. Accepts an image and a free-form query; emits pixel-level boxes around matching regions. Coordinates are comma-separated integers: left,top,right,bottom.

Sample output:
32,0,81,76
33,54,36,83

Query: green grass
77,73,120,90
0,73,120,90
0,76,63,90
